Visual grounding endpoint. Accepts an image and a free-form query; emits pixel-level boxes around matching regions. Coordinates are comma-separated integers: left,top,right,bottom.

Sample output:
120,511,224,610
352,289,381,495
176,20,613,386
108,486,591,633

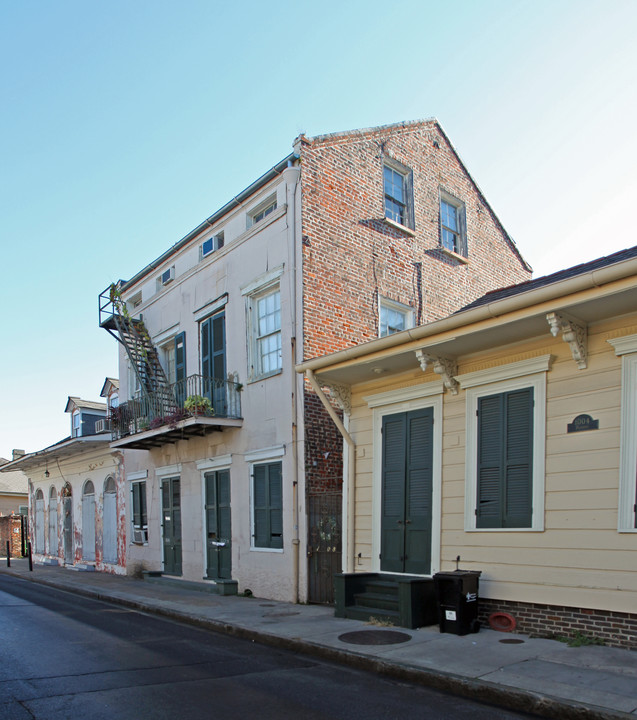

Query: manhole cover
338,630,412,646
259,603,276,607
499,638,525,644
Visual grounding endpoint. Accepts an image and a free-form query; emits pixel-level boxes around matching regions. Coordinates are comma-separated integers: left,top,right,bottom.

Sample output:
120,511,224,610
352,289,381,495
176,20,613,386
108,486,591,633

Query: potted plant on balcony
184,395,214,416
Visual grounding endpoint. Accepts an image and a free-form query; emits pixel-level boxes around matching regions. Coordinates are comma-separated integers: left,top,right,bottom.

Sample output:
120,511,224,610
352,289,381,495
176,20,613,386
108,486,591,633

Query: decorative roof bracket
324,382,352,416
546,311,587,369
415,350,459,394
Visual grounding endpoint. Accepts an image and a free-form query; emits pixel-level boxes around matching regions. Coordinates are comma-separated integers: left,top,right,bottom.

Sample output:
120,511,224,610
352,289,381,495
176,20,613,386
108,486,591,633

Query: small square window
439,191,467,257
380,298,413,337
384,160,414,229
201,232,224,259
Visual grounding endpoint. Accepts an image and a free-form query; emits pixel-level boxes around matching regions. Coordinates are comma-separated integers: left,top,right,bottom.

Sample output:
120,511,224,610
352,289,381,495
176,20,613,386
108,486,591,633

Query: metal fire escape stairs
99,285,178,416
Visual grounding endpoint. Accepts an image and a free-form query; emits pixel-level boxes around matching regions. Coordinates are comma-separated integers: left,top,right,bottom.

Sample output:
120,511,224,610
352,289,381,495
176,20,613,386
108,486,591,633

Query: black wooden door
381,408,433,575
205,470,231,580
162,477,182,575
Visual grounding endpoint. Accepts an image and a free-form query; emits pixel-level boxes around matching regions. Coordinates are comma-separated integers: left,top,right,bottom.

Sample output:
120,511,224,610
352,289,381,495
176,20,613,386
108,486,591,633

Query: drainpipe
305,369,356,574
284,162,301,603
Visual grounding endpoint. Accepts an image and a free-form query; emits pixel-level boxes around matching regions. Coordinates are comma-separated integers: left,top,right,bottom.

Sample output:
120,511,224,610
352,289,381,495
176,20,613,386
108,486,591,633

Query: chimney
12,449,25,461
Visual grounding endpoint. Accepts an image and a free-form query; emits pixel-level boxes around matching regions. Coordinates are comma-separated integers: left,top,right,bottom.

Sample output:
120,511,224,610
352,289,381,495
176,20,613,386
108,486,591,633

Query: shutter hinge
378,553,382,560
474,508,478,516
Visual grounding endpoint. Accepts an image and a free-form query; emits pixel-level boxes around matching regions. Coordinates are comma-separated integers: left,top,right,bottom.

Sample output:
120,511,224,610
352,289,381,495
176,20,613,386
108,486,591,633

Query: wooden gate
307,492,341,604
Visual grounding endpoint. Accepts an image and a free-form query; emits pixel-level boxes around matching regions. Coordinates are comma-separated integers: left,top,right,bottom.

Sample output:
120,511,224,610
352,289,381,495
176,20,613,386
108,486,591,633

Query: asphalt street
0,576,539,720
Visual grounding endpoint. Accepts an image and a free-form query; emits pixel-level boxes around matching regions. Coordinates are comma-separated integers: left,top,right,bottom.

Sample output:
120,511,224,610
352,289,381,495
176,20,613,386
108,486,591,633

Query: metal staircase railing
99,284,177,414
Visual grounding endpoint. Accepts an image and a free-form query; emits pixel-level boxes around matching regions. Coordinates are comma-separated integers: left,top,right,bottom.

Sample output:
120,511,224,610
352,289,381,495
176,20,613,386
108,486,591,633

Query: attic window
128,292,142,310
248,195,277,228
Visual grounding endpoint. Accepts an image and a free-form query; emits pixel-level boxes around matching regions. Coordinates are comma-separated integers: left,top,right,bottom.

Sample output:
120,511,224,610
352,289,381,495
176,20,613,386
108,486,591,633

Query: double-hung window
252,461,283,549
383,160,414,229
131,481,148,544
250,286,281,379
248,195,277,228
439,190,467,257
460,356,549,531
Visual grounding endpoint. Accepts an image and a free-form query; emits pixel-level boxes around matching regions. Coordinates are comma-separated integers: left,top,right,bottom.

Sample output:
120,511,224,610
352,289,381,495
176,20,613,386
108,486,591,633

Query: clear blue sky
2,0,636,459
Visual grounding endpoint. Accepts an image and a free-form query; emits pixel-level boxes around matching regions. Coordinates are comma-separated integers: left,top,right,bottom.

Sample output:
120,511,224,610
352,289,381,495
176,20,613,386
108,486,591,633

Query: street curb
3,569,632,720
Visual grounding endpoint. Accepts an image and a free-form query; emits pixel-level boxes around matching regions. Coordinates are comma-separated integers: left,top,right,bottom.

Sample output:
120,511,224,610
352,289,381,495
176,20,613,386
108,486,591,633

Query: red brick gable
299,120,531,360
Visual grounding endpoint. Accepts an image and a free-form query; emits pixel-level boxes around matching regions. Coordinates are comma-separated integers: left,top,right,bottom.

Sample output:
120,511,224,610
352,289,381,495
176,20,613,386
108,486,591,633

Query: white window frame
383,158,414,230
72,410,81,438
128,470,149,546
247,283,282,381
247,194,277,228
458,355,551,532
161,340,176,384
248,446,285,553
608,334,637,532
439,189,467,258
364,381,444,575
379,297,414,337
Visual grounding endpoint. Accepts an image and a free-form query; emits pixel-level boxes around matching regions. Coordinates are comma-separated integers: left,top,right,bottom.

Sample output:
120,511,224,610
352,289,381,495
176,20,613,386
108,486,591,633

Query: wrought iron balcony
109,374,243,450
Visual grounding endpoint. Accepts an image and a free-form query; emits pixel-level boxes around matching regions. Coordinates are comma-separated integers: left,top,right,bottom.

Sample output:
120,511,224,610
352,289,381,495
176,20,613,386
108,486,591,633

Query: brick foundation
478,598,637,650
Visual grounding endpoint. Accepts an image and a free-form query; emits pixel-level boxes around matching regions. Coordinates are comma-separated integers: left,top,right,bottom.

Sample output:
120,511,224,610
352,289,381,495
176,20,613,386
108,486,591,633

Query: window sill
440,246,468,264
250,546,284,553
248,368,283,384
382,217,416,237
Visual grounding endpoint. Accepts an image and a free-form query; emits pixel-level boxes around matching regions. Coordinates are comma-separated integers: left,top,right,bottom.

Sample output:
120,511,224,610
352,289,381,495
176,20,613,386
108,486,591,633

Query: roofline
300,118,531,274
296,252,637,375
300,118,437,145
0,435,113,473
121,152,298,292
433,122,532,274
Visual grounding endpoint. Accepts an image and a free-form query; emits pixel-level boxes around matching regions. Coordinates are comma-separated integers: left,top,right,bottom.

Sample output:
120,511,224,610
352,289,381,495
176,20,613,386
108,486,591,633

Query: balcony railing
110,374,242,441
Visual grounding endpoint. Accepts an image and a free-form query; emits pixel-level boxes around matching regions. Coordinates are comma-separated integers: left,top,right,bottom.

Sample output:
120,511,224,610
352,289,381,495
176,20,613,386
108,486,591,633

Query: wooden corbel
415,350,459,394
546,312,587,369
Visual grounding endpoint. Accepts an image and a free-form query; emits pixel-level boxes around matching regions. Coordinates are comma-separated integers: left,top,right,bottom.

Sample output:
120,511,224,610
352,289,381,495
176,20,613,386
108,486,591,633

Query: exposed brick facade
299,120,531,362
478,598,637,650
0,516,24,558
303,390,343,495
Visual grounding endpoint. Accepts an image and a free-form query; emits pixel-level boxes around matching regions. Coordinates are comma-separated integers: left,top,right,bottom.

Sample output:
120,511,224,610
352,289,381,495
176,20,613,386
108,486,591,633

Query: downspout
285,161,301,603
305,369,356,574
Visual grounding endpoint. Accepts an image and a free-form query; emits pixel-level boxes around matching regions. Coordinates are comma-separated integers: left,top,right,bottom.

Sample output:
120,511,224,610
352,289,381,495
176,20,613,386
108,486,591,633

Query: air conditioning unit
201,233,224,259
132,529,147,545
95,419,111,433
161,267,175,285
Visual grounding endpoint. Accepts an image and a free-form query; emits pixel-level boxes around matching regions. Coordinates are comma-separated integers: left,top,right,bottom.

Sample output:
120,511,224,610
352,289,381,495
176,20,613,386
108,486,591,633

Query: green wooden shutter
477,389,533,528
268,463,283,549
405,170,415,230
477,394,504,528
404,408,433,574
458,203,468,257
217,470,232,578
504,389,533,528
175,332,186,406
253,464,269,547
211,312,226,414
381,413,407,572
132,483,142,528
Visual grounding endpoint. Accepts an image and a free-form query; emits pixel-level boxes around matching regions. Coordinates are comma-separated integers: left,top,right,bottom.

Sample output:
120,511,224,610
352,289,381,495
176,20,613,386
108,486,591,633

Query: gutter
0,436,112,473
296,255,637,375
121,153,298,292
305,370,356,574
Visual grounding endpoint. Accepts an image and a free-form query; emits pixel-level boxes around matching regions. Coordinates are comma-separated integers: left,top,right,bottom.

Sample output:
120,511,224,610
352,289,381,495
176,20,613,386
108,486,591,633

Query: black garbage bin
433,570,481,635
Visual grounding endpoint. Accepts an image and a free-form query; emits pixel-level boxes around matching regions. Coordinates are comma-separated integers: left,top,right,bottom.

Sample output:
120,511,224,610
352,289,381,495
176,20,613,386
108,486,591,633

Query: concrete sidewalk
0,559,635,720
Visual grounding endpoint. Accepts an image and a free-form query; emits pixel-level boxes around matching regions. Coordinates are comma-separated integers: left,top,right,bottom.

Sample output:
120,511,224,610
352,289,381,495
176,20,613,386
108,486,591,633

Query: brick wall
304,389,343,495
478,598,637,650
299,120,531,361
0,516,24,558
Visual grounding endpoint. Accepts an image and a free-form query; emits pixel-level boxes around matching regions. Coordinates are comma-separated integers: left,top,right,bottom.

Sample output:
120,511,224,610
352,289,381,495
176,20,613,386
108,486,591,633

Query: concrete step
353,591,399,611
344,605,400,625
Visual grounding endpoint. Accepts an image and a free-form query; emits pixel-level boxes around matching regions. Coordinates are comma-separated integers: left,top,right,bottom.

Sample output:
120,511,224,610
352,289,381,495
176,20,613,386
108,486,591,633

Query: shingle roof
459,245,637,312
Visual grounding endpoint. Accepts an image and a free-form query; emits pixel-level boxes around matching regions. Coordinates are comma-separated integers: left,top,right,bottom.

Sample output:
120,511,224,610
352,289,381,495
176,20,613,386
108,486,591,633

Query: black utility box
433,570,481,635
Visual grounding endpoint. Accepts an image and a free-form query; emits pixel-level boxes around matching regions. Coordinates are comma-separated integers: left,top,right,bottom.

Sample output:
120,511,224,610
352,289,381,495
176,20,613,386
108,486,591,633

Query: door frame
197,455,233,580
368,382,443,576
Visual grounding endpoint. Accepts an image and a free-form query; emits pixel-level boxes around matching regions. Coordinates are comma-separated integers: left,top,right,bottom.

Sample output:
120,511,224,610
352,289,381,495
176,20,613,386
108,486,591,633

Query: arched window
48,487,58,557
34,489,45,553
83,480,95,496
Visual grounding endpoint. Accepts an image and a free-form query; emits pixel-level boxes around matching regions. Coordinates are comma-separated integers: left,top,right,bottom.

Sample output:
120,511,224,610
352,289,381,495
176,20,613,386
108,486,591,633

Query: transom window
248,195,278,228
